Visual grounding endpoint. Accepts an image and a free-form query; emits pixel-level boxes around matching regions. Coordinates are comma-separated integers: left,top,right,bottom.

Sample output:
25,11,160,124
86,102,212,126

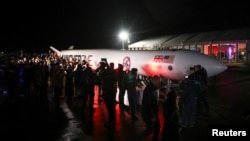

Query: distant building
128,28,250,64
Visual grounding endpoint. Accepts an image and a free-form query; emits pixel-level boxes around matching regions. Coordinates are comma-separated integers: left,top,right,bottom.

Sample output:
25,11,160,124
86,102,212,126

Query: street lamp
119,31,128,50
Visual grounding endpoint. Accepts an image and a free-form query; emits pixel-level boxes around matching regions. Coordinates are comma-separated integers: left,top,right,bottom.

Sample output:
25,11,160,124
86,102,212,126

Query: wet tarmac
1,63,250,141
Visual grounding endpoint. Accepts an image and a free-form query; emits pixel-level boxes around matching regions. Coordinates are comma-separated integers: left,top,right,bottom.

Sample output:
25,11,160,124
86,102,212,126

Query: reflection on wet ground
1,64,250,141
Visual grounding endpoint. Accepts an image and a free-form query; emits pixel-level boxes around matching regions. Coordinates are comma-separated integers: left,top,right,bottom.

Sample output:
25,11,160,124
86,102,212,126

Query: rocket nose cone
202,56,228,77
215,62,228,72
209,61,228,77
222,63,228,72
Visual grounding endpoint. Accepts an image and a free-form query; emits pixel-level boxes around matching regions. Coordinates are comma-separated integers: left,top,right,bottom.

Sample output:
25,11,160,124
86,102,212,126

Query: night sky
1,0,250,53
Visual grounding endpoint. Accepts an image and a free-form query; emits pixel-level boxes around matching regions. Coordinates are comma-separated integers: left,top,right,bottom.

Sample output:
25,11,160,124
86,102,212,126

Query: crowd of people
0,52,210,141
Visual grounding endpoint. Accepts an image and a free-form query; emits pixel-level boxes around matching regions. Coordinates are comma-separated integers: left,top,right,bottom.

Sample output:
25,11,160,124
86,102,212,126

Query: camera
101,58,107,62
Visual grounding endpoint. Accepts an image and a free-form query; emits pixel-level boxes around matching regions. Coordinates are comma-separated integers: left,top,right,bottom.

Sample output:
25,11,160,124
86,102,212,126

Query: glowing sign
154,55,175,63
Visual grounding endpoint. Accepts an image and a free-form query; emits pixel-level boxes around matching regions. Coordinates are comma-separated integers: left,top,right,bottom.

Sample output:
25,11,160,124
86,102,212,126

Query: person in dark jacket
162,90,181,141
50,62,64,101
116,64,125,109
101,60,117,128
126,68,141,121
82,64,97,113
181,73,200,127
141,75,161,141
65,65,74,106
95,62,106,104
194,64,209,116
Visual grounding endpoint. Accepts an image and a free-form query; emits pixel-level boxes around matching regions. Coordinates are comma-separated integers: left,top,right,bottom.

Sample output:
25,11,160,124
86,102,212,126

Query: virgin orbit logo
123,56,131,71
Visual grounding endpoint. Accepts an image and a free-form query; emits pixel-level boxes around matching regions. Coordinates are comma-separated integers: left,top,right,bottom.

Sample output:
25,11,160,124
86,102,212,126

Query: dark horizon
1,0,250,53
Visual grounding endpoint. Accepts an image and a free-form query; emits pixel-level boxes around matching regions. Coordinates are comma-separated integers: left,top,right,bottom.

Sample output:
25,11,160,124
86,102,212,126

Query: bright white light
119,31,128,40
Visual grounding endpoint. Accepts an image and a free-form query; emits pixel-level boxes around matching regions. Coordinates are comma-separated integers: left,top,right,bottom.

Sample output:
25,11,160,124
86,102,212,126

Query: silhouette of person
95,62,106,104
65,65,74,106
126,68,140,121
101,60,117,128
194,65,209,116
50,62,65,101
141,75,161,141
181,73,200,127
116,64,127,110
162,90,181,141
